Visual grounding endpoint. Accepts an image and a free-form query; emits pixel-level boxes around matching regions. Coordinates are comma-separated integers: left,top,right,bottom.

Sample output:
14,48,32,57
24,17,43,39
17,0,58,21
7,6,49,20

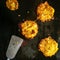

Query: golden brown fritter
37,1,55,22
18,20,38,39
38,36,59,57
6,0,19,11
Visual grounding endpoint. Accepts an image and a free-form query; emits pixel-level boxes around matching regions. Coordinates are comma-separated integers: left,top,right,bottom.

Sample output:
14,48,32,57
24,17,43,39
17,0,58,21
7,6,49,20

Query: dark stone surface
0,0,60,60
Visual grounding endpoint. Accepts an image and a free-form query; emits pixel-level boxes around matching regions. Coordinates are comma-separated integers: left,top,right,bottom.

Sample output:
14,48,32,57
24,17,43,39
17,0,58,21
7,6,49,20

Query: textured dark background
0,0,60,60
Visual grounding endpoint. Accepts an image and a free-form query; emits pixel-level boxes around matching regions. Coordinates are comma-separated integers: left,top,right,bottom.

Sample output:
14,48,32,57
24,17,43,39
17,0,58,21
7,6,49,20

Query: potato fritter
37,1,55,22
6,0,19,11
38,36,59,57
18,20,38,39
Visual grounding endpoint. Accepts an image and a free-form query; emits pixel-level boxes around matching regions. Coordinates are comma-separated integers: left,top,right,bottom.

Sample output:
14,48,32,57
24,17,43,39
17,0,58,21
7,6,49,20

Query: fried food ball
38,36,59,57
18,20,38,39
37,1,55,22
6,0,19,11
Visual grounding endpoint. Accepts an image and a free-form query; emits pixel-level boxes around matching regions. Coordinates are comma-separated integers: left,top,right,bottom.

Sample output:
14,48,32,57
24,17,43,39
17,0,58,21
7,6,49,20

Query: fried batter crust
6,0,19,10
19,20,38,39
38,36,59,57
37,1,55,22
